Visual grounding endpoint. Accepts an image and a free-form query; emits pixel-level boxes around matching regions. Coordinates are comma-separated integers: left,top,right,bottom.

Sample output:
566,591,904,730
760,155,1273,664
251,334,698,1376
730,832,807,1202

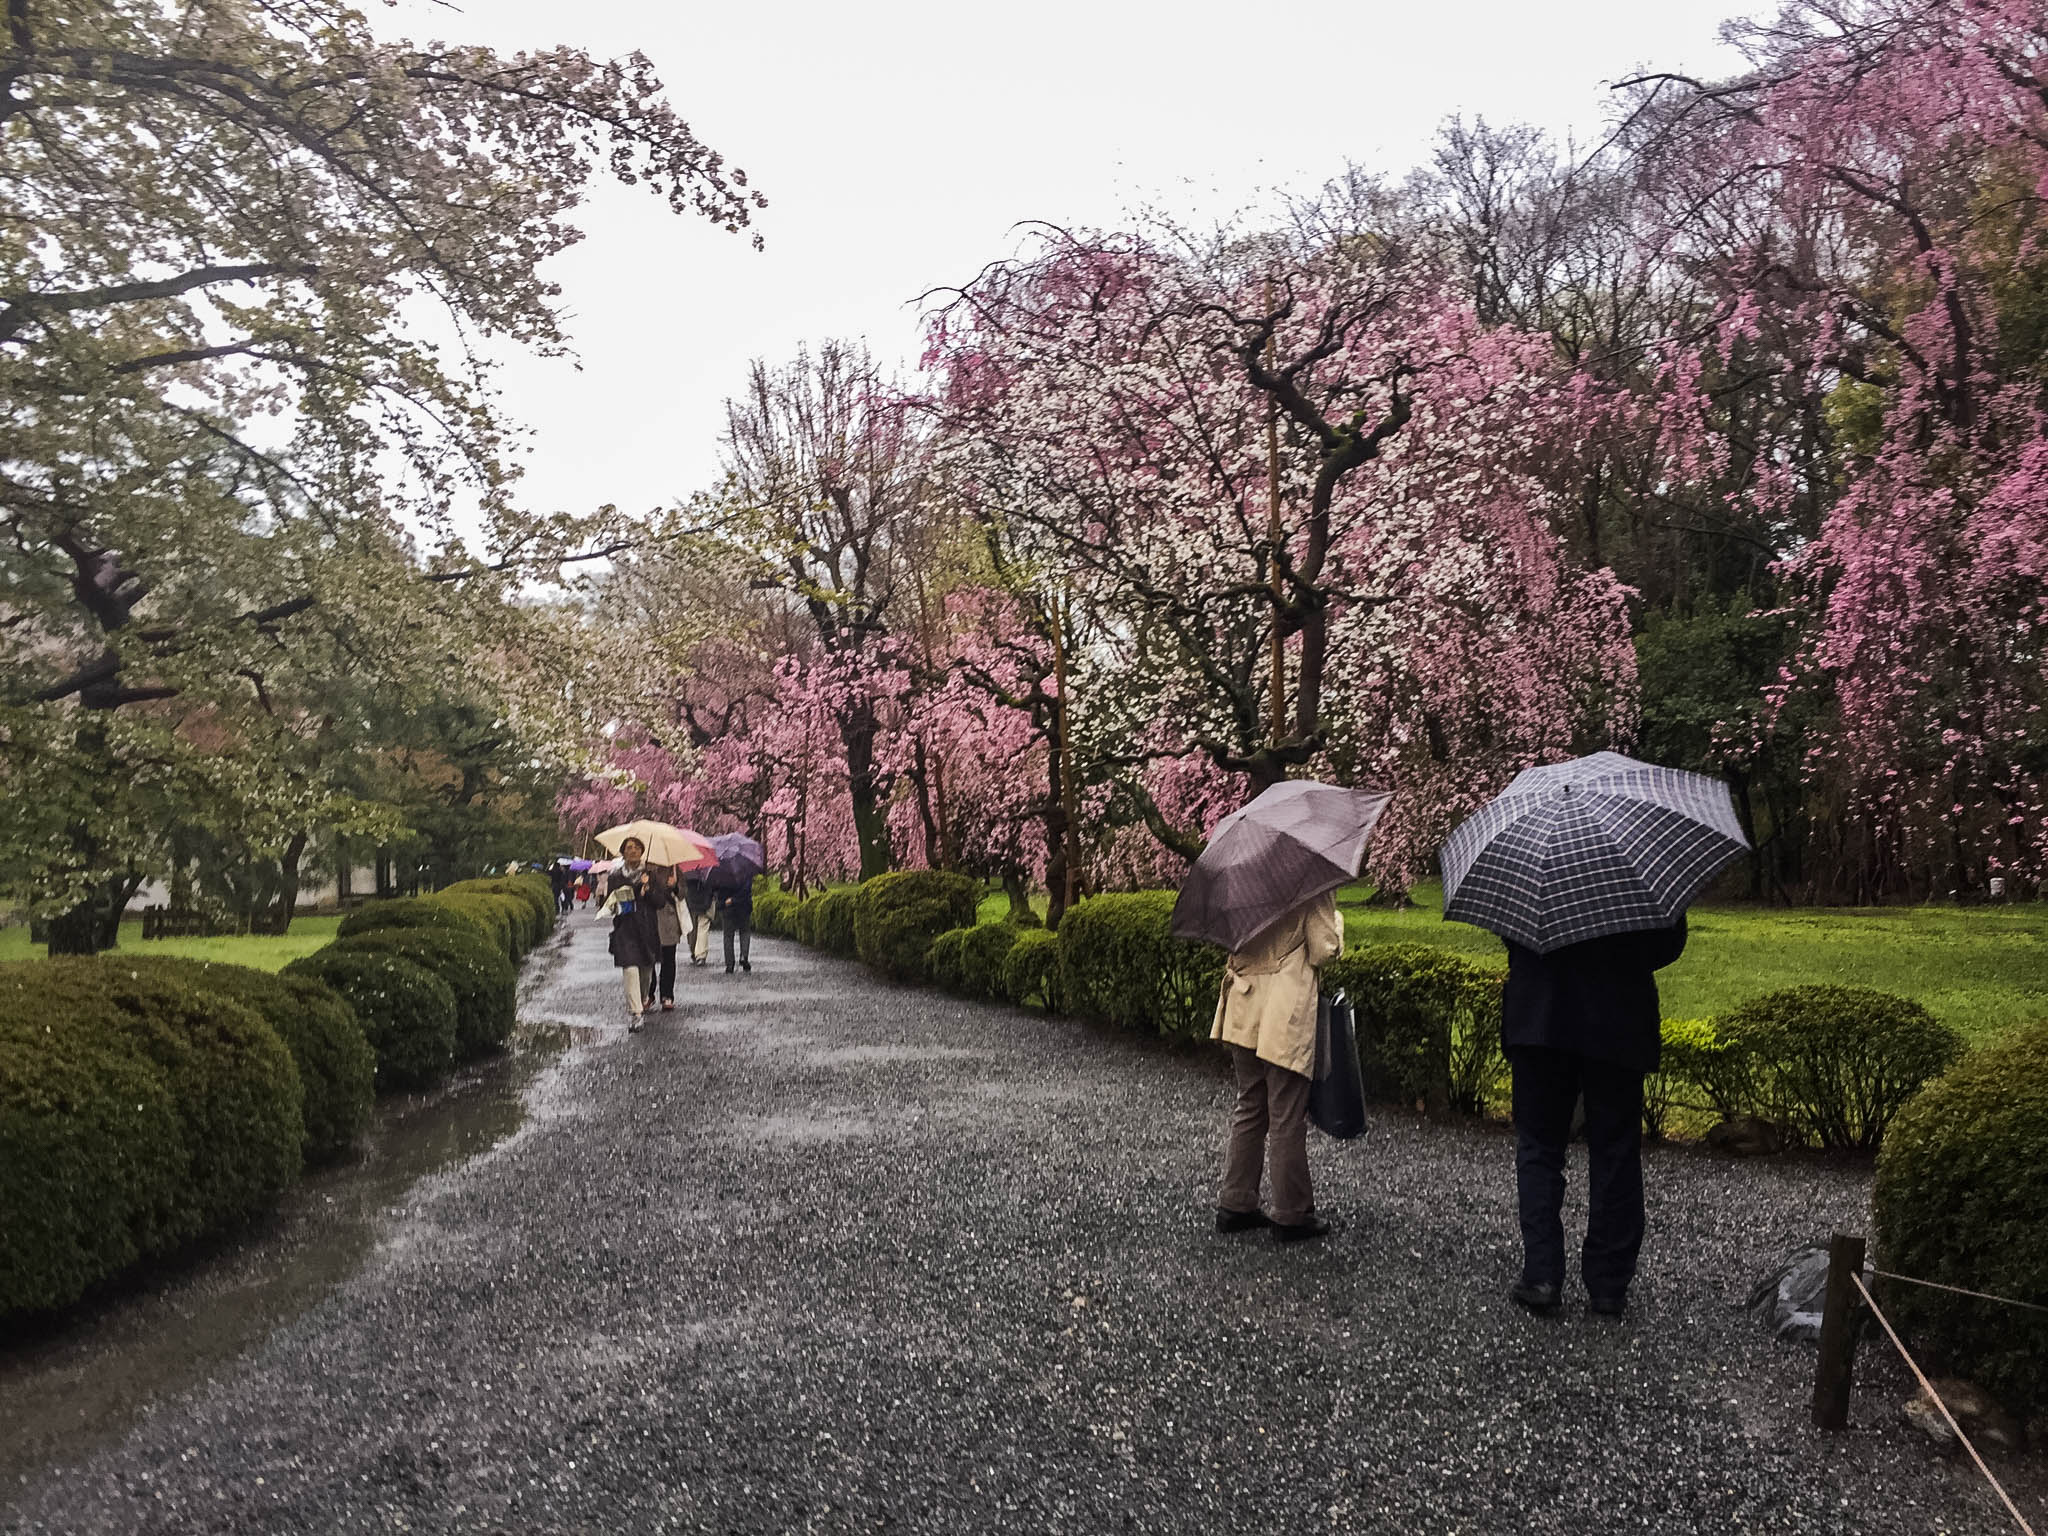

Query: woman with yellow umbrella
591,821,717,1029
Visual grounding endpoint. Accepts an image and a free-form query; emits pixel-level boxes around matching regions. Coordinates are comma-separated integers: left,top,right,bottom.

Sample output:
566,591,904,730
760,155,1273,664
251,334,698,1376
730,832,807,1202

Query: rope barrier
1869,1270,2048,1317
1850,1273,2040,1536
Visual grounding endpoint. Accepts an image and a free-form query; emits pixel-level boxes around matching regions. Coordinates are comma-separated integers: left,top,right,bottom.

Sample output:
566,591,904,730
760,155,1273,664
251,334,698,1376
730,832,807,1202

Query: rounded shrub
1001,927,1065,1011
926,928,972,993
958,922,1025,1001
755,889,799,938
1057,892,1225,1040
431,881,545,954
332,926,516,1059
48,957,304,1241
812,889,860,957
0,966,187,1316
1321,943,1504,1113
853,871,979,982
427,891,518,962
284,949,457,1090
1718,985,1963,1151
114,956,374,1164
337,898,481,945
1874,1019,2048,1417
790,896,822,948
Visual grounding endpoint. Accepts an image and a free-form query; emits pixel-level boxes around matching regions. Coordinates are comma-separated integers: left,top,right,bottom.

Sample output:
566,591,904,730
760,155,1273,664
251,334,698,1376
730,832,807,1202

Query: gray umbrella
1170,780,1393,953
1440,751,1748,953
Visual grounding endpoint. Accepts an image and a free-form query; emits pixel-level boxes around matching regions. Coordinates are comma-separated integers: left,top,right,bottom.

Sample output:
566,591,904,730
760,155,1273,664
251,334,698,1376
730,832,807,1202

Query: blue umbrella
706,833,766,890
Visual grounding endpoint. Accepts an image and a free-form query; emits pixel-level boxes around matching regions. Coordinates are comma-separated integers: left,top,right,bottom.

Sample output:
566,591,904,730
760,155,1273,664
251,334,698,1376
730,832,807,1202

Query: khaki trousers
620,965,652,1014
1219,1044,1314,1226
690,911,712,964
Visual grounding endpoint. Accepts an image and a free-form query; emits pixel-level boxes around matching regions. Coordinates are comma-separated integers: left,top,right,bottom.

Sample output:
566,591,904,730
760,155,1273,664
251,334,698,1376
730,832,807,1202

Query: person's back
1501,915,1686,1317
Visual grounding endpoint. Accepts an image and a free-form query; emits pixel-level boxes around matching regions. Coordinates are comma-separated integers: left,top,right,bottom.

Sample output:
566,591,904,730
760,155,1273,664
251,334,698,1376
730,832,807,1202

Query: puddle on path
0,1022,572,1495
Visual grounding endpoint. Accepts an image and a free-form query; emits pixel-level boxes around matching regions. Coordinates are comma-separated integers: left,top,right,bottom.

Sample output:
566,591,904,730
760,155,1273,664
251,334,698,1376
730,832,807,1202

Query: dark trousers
1218,1045,1314,1226
1509,1046,1646,1298
657,944,677,1002
723,910,751,969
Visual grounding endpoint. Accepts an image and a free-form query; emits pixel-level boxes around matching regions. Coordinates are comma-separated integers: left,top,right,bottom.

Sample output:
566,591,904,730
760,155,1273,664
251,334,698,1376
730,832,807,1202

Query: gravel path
1,924,2030,1534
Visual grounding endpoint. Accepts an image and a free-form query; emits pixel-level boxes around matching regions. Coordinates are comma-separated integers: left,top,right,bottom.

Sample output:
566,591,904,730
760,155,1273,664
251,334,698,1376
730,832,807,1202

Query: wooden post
1812,1231,1867,1431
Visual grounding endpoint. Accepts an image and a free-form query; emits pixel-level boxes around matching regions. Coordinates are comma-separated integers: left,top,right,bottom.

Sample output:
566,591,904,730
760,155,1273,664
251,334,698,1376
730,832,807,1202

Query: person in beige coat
1212,890,1343,1241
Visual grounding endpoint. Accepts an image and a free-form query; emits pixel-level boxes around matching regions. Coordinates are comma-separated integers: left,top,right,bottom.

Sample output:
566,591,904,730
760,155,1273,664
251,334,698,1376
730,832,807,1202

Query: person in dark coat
595,839,671,1030
1502,916,1687,1316
718,880,753,974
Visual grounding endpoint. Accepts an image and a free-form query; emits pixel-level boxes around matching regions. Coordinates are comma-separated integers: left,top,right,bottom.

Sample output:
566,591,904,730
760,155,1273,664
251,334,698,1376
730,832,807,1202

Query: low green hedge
959,922,1025,1001
791,896,821,948
812,889,860,957
755,889,800,938
337,898,482,945
284,949,458,1090
1001,927,1064,1011
0,968,188,1315
1058,892,1225,1040
112,957,374,1165
1717,985,1963,1151
926,927,972,992
1874,1019,2048,1417
332,926,516,1059
1322,943,1504,1113
854,871,978,983
427,891,519,962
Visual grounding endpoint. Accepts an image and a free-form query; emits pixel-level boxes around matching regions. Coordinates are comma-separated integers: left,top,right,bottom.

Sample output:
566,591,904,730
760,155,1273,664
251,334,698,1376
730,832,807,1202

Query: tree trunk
841,704,891,880
274,828,308,930
1002,869,1033,924
1043,745,1071,931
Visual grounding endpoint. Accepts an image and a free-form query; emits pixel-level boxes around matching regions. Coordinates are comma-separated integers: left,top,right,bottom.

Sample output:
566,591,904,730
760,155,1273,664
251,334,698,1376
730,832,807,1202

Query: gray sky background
392,0,1762,526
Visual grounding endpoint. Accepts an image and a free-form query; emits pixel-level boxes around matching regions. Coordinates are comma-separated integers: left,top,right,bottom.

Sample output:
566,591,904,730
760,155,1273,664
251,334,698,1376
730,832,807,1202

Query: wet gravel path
1,924,2029,1534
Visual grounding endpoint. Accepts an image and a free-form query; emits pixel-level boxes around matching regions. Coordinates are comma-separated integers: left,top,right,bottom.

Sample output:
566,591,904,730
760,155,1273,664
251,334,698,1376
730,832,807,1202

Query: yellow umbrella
593,820,718,872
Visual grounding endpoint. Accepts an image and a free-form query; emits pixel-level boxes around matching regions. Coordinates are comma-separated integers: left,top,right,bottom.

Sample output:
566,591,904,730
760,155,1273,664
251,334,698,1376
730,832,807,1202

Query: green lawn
1334,882,2046,1045
975,881,2046,1045
0,915,342,972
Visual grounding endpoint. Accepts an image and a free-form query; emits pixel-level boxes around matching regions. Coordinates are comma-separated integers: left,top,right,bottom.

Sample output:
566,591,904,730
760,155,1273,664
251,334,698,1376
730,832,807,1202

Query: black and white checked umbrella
1440,752,1748,953
1171,780,1392,953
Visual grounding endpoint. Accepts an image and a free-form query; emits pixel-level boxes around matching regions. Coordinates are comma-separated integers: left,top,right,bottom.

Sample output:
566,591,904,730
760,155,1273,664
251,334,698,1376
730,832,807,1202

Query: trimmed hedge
1874,1019,2048,1417
428,891,518,962
791,896,821,948
333,926,516,1059
811,889,860,957
0,968,188,1315
755,889,800,938
927,927,972,993
1322,943,1504,1113
1001,927,1064,1011
1718,985,1962,1151
958,921,1025,1001
112,957,374,1164
284,949,458,1090
1059,892,1225,1040
337,898,481,945
854,871,978,983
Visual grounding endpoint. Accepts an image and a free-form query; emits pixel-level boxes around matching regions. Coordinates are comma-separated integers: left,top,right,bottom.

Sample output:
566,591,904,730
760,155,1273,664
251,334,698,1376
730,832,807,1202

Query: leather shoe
1273,1214,1331,1244
1511,1280,1562,1313
1587,1293,1627,1317
1214,1207,1273,1234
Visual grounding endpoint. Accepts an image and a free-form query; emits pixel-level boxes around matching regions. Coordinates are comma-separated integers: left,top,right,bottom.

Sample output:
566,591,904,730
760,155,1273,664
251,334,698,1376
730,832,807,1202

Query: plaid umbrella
706,832,766,890
1440,751,1748,953
1171,780,1393,953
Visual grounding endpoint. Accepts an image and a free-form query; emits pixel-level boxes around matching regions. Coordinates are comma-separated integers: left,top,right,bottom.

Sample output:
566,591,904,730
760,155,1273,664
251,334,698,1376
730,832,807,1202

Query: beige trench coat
1209,893,1344,1079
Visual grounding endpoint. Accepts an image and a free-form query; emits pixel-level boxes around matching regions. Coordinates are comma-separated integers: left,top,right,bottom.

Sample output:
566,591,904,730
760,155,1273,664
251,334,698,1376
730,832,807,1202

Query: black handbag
1308,989,1366,1140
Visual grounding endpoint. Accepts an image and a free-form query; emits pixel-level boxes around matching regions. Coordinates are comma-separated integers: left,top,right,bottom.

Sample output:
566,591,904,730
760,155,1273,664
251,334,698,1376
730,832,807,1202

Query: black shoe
1273,1214,1331,1244
740,958,751,972
627,1013,644,1034
1587,1292,1627,1317
1511,1280,1562,1313
725,964,735,974
1215,1207,1273,1234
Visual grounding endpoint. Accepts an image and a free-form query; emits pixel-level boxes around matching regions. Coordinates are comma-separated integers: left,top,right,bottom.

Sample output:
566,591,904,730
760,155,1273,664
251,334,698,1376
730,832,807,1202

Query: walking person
718,880,753,974
595,838,665,1030
1211,890,1344,1242
683,873,713,968
1502,918,1687,1316
652,865,686,1010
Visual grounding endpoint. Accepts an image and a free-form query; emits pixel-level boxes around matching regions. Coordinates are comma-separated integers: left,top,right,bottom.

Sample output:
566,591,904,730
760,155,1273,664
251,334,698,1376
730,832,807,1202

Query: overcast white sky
391,0,1762,524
